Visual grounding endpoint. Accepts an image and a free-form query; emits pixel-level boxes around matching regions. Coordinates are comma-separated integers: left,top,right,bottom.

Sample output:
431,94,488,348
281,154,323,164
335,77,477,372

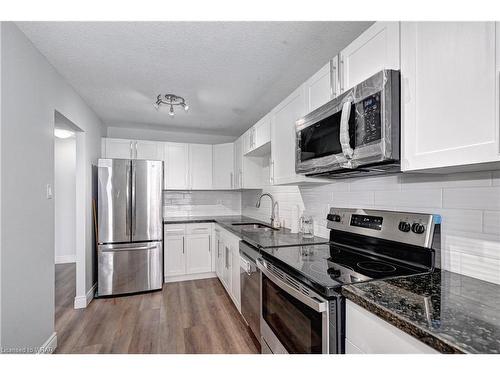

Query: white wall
54,137,76,264
0,22,104,350
242,171,500,285
107,125,236,144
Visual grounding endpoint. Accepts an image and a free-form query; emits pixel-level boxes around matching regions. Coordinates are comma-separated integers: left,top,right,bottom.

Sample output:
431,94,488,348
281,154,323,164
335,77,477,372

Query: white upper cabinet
163,142,189,190
134,140,163,160
233,137,243,189
103,138,162,160
253,114,271,150
243,114,272,156
340,22,400,92
189,144,213,189
401,22,500,171
102,138,134,159
271,85,307,185
304,58,337,113
242,128,253,155
212,143,235,189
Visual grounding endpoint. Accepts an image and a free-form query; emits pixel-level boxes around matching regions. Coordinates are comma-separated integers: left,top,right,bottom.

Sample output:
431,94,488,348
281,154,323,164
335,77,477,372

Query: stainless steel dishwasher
239,241,261,344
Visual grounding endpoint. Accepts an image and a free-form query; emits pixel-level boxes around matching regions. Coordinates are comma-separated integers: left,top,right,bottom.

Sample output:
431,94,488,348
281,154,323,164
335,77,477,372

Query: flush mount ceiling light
153,94,189,117
54,128,75,139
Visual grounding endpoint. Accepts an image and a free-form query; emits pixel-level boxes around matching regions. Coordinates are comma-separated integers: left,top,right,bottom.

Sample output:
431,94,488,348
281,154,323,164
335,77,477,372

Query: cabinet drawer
186,223,212,235
163,224,186,236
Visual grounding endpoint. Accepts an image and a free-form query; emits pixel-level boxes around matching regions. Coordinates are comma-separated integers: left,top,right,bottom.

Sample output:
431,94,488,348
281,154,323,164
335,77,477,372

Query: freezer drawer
97,241,163,296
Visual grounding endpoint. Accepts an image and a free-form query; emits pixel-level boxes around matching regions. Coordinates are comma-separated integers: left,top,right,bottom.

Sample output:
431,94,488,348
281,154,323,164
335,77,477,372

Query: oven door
257,258,329,354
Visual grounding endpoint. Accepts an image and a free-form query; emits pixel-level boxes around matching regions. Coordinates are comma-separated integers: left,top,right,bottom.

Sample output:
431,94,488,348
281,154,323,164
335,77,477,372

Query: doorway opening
53,111,85,340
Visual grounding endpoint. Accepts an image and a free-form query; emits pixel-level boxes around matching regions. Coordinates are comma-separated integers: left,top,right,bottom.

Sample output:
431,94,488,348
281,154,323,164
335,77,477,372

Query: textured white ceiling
17,21,372,137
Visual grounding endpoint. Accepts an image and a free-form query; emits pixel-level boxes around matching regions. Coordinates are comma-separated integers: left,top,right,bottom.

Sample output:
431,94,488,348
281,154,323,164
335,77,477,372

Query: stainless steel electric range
257,207,441,354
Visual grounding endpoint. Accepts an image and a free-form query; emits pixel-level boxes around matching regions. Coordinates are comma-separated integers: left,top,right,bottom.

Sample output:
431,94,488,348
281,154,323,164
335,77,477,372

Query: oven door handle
339,101,354,161
257,258,327,313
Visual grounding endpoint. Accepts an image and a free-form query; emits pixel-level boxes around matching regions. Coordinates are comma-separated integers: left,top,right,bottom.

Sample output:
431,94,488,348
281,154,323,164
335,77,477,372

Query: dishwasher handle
240,254,255,275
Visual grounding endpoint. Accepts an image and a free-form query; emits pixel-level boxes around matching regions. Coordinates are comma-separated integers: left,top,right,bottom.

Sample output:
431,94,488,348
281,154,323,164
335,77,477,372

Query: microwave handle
339,101,354,160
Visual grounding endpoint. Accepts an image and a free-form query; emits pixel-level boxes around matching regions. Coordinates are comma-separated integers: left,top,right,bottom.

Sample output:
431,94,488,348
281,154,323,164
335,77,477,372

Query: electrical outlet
46,184,53,199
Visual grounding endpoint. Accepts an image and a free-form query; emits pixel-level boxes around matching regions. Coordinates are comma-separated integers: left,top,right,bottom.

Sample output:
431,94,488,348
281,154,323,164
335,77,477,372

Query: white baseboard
74,283,96,309
38,332,57,354
55,254,76,264
165,272,216,283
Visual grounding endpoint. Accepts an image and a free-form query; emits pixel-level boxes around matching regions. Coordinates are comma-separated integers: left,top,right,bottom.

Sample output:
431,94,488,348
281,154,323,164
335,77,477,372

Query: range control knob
398,221,411,232
327,214,341,222
411,223,426,234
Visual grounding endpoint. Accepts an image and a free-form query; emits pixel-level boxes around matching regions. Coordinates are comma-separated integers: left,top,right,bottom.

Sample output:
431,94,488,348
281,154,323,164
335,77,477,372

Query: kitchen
0,1,500,372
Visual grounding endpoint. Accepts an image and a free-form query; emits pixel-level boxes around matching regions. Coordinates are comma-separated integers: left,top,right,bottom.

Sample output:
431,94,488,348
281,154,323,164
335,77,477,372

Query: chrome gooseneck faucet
256,193,279,228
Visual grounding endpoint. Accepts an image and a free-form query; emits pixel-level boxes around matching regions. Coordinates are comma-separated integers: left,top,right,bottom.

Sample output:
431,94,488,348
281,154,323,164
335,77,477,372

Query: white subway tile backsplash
349,175,401,191
454,252,500,285
163,190,241,217
134,168,497,283
437,209,483,234
483,211,500,236
443,232,500,260
374,189,442,209
400,171,492,190
492,171,500,186
443,187,500,210
331,191,375,207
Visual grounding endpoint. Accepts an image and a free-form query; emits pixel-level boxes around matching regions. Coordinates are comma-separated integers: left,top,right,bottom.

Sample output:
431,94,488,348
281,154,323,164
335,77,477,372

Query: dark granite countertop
163,215,328,249
342,270,500,354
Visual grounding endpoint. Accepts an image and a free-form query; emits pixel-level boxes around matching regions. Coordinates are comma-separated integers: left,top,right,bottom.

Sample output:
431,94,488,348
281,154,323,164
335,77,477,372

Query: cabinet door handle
330,58,337,99
208,235,211,253
230,172,233,189
270,160,275,184
340,58,345,93
182,237,185,254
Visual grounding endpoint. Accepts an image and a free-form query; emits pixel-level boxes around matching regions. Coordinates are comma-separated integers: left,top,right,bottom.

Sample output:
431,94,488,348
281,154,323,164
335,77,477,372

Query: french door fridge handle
131,161,137,236
125,162,131,236
339,101,354,161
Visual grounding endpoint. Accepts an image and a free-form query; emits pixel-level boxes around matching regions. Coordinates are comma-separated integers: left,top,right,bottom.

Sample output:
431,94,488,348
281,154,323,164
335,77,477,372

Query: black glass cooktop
260,243,429,297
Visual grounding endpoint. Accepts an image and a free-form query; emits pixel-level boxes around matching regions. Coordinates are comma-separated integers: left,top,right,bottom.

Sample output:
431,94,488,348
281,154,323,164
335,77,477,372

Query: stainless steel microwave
295,70,400,178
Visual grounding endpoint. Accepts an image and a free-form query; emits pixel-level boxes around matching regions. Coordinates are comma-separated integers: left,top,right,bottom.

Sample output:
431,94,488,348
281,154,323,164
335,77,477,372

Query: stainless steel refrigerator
97,158,163,297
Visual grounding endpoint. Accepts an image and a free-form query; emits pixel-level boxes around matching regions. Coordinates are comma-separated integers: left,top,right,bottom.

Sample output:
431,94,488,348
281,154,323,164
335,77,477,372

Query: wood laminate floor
54,264,259,354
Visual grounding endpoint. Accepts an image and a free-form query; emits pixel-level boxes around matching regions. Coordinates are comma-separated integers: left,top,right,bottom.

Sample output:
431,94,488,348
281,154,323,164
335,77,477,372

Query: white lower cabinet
164,223,214,282
215,224,241,312
185,234,212,274
345,300,438,354
164,234,186,277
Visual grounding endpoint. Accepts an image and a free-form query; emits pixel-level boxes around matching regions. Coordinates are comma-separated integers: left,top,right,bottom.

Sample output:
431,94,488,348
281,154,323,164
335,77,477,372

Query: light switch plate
46,184,53,199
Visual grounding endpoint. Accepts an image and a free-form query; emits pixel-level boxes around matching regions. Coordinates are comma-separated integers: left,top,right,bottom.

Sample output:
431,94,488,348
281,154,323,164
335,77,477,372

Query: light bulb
54,128,75,139
184,104,189,111
169,105,175,116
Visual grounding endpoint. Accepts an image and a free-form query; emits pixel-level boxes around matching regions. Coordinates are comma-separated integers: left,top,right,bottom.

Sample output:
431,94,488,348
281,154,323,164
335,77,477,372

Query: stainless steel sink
231,222,278,232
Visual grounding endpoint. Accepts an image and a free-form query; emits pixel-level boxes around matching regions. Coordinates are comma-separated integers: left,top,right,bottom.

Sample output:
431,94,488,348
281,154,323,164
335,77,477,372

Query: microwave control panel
355,92,381,146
